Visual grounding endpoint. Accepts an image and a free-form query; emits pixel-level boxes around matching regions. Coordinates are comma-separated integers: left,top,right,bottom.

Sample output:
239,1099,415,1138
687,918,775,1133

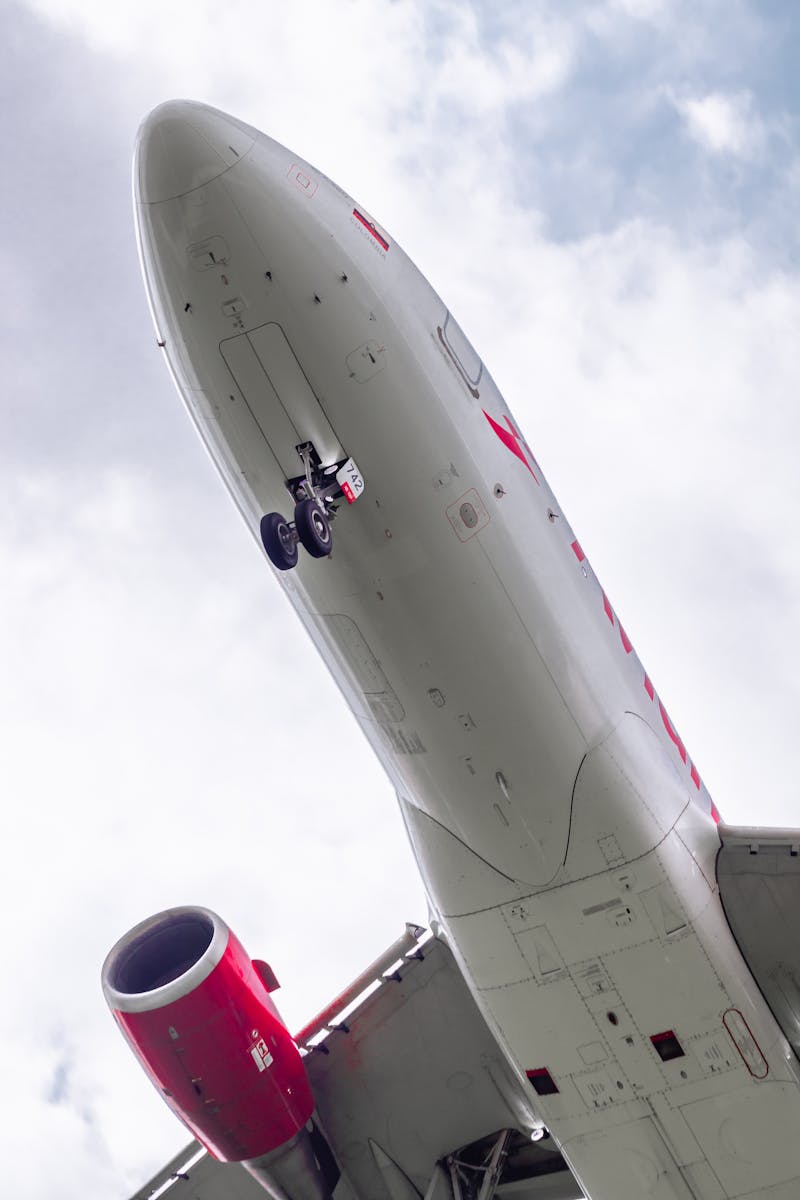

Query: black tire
294,498,333,558
260,512,299,571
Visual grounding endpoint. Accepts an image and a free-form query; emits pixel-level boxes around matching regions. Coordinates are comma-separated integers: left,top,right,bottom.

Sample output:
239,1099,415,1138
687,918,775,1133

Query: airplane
103,99,800,1200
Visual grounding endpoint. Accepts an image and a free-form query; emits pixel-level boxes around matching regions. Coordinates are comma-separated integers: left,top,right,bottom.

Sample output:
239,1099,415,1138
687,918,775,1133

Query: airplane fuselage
133,102,800,1200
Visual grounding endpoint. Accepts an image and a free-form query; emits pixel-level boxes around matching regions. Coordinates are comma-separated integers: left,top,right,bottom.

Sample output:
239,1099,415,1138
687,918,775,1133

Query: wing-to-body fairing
106,101,800,1200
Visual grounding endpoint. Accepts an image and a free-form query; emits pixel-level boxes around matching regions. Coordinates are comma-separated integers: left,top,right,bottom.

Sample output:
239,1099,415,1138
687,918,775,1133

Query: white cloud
607,0,673,19
672,89,765,158
423,6,574,116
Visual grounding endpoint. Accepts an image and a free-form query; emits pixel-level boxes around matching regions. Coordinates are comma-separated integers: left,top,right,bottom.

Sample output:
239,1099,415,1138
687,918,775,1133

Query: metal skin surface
103,908,314,1161
132,101,800,1199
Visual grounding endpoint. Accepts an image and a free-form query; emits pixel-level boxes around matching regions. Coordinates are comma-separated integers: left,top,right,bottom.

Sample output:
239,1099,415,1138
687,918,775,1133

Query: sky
2,0,800,1196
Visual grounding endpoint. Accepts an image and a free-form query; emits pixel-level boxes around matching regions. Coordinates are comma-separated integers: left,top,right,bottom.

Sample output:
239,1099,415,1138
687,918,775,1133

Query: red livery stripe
352,208,390,251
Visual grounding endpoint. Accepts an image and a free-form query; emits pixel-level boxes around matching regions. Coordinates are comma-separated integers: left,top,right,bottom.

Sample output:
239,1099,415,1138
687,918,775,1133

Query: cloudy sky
2,0,800,1196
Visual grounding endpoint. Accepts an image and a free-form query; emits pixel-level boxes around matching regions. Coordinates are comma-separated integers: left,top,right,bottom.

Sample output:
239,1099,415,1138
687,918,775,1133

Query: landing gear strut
260,442,359,571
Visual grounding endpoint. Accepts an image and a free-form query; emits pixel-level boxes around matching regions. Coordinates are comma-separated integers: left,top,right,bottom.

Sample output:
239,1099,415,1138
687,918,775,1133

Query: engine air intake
107,910,215,995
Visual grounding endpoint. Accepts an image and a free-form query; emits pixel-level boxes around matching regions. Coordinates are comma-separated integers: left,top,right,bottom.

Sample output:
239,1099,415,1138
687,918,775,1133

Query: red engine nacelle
102,906,315,1162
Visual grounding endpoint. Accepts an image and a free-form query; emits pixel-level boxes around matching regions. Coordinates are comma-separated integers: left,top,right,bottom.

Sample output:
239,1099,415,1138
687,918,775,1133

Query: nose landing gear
260,442,358,571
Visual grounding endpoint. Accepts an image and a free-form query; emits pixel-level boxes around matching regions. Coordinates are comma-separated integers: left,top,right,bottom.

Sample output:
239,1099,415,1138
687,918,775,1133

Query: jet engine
102,906,334,1199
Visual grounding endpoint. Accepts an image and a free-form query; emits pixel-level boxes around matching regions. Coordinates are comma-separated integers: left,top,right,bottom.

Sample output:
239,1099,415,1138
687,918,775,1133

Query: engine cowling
102,906,315,1164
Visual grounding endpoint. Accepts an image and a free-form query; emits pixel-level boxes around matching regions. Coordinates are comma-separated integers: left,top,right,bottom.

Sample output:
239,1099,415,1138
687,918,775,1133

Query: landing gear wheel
294,498,333,558
260,512,298,571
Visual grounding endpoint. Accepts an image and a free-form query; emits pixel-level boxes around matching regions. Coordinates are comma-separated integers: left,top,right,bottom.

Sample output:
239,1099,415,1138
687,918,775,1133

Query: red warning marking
710,801,721,822
352,209,389,251
483,410,539,483
723,1009,769,1079
644,674,655,701
618,622,633,654
650,1030,685,1062
571,540,585,563
526,1067,559,1096
288,163,318,197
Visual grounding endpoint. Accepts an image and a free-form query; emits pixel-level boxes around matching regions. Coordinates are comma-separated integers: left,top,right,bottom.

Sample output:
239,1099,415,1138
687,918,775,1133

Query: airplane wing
127,931,583,1200
717,823,800,1061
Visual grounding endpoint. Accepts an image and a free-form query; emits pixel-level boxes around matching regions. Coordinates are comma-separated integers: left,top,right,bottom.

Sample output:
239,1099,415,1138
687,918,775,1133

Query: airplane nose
134,100,255,203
